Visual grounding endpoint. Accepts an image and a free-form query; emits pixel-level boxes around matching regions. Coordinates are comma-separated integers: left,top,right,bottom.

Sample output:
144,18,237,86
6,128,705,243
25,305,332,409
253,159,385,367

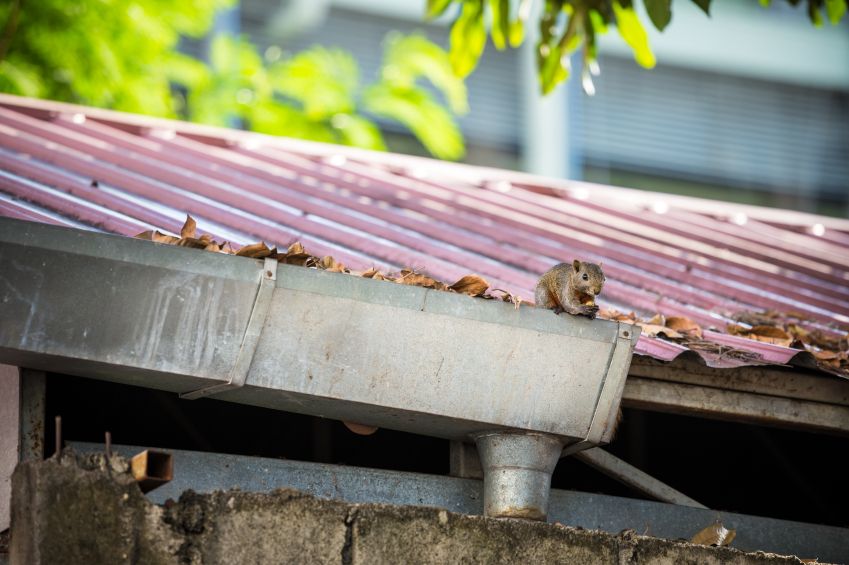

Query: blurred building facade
231,0,849,216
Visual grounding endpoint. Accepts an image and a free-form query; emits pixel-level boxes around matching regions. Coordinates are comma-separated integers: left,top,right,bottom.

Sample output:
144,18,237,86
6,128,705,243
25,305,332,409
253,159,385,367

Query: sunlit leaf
331,114,387,151
613,1,657,68
489,0,511,50
362,84,465,160
449,0,487,78
381,33,469,114
426,0,455,18
269,47,358,119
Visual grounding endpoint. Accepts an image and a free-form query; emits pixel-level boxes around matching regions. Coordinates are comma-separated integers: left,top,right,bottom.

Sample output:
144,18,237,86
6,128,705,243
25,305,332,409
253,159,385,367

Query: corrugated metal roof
1,94,847,377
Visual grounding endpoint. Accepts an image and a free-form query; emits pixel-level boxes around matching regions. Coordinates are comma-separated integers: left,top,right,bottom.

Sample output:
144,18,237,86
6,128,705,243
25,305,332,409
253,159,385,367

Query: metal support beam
71,443,849,563
623,376,849,436
573,448,706,508
449,441,483,480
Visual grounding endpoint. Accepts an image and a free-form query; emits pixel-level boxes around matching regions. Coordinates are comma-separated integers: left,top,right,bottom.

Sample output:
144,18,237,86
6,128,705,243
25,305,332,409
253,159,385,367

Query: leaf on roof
665,316,702,338
636,323,683,339
647,313,665,326
728,324,793,348
449,274,489,296
597,308,638,323
690,521,736,547
235,242,273,258
180,215,197,239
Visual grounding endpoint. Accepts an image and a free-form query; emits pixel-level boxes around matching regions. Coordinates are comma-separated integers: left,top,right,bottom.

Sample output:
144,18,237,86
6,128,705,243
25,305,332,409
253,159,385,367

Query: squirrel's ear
573,259,581,272
598,261,603,268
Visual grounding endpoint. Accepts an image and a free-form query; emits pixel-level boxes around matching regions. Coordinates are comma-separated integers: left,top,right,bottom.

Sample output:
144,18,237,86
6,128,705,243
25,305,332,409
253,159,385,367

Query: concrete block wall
9,453,813,565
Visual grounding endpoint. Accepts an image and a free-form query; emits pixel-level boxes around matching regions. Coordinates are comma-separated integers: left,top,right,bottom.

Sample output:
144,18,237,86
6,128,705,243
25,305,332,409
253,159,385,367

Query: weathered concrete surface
0,364,20,532
10,453,817,565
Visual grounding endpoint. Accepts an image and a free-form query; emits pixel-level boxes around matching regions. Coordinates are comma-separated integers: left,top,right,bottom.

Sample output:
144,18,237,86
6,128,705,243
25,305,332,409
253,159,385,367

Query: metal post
475,432,564,521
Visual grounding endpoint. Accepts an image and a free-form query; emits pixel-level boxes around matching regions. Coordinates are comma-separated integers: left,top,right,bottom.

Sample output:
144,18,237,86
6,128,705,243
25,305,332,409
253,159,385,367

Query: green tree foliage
187,33,468,160
427,0,848,95
0,1,468,160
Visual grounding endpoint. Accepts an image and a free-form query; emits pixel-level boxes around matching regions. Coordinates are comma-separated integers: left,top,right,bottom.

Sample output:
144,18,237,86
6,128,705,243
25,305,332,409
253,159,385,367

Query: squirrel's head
572,260,606,297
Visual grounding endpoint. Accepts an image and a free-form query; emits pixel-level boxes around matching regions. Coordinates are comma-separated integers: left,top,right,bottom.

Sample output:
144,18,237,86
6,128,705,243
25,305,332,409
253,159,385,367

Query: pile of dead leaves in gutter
135,215,523,308
598,307,849,377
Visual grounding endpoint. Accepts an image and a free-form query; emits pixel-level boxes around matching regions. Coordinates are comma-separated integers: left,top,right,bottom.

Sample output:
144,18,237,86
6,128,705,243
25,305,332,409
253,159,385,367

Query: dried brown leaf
745,325,793,347
287,241,306,255
220,242,234,254
636,323,683,339
666,316,703,338
318,255,347,273
449,274,490,297
812,350,840,361
135,230,180,245
361,267,389,281
176,237,207,249
203,242,221,252
396,269,447,290
236,242,272,258
690,522,736,547
199,233,212,244
647,313,666,326
181,215,197,239
342,421,379,436
725,324,748,336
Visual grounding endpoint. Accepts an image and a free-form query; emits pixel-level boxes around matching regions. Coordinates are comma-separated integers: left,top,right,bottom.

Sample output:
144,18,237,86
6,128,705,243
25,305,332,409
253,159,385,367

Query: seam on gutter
180,257,278,400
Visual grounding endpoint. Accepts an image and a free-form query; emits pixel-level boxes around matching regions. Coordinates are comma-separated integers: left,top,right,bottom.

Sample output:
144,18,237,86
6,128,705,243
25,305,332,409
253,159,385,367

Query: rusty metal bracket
180,257,277,400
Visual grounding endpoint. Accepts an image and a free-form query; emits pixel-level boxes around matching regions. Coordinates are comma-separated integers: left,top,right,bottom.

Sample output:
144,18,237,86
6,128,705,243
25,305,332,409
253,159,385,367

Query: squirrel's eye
582,273,589,281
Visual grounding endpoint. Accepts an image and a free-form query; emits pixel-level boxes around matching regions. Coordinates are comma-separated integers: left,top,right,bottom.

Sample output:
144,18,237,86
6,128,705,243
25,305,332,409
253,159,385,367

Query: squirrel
535,260,605,319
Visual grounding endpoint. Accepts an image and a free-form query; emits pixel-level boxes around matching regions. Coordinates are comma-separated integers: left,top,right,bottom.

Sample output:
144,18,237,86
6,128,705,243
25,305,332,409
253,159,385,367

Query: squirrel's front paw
579,304,599,319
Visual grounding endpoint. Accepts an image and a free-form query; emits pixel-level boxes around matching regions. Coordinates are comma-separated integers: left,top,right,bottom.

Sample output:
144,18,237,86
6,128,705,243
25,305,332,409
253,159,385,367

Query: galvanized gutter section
0,218,640,519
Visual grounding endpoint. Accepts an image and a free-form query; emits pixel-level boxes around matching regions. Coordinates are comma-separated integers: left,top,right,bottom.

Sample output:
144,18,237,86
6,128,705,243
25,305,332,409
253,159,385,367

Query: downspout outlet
475,432,565,520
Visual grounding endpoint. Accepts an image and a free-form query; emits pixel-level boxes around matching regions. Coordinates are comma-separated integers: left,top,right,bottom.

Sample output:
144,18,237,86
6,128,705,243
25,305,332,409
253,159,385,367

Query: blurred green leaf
426,0,454,18
163,52,211,91
381,32,468,114
808,0,824,25
269,47,358,119
331,113,387,151
824,0,846,23
644,0,672,30
690,0,712,15
489,0,511,50
449,0,487,77
613,1,656,68
363,83,465,160
0,61,43,97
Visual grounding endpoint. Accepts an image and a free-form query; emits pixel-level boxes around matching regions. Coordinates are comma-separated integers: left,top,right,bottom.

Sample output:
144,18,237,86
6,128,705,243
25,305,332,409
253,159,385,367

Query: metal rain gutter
0,218,640,520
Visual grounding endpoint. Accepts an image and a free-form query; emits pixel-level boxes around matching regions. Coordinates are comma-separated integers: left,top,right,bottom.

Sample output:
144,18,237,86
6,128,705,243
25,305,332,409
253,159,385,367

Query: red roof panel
1,94,847,376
